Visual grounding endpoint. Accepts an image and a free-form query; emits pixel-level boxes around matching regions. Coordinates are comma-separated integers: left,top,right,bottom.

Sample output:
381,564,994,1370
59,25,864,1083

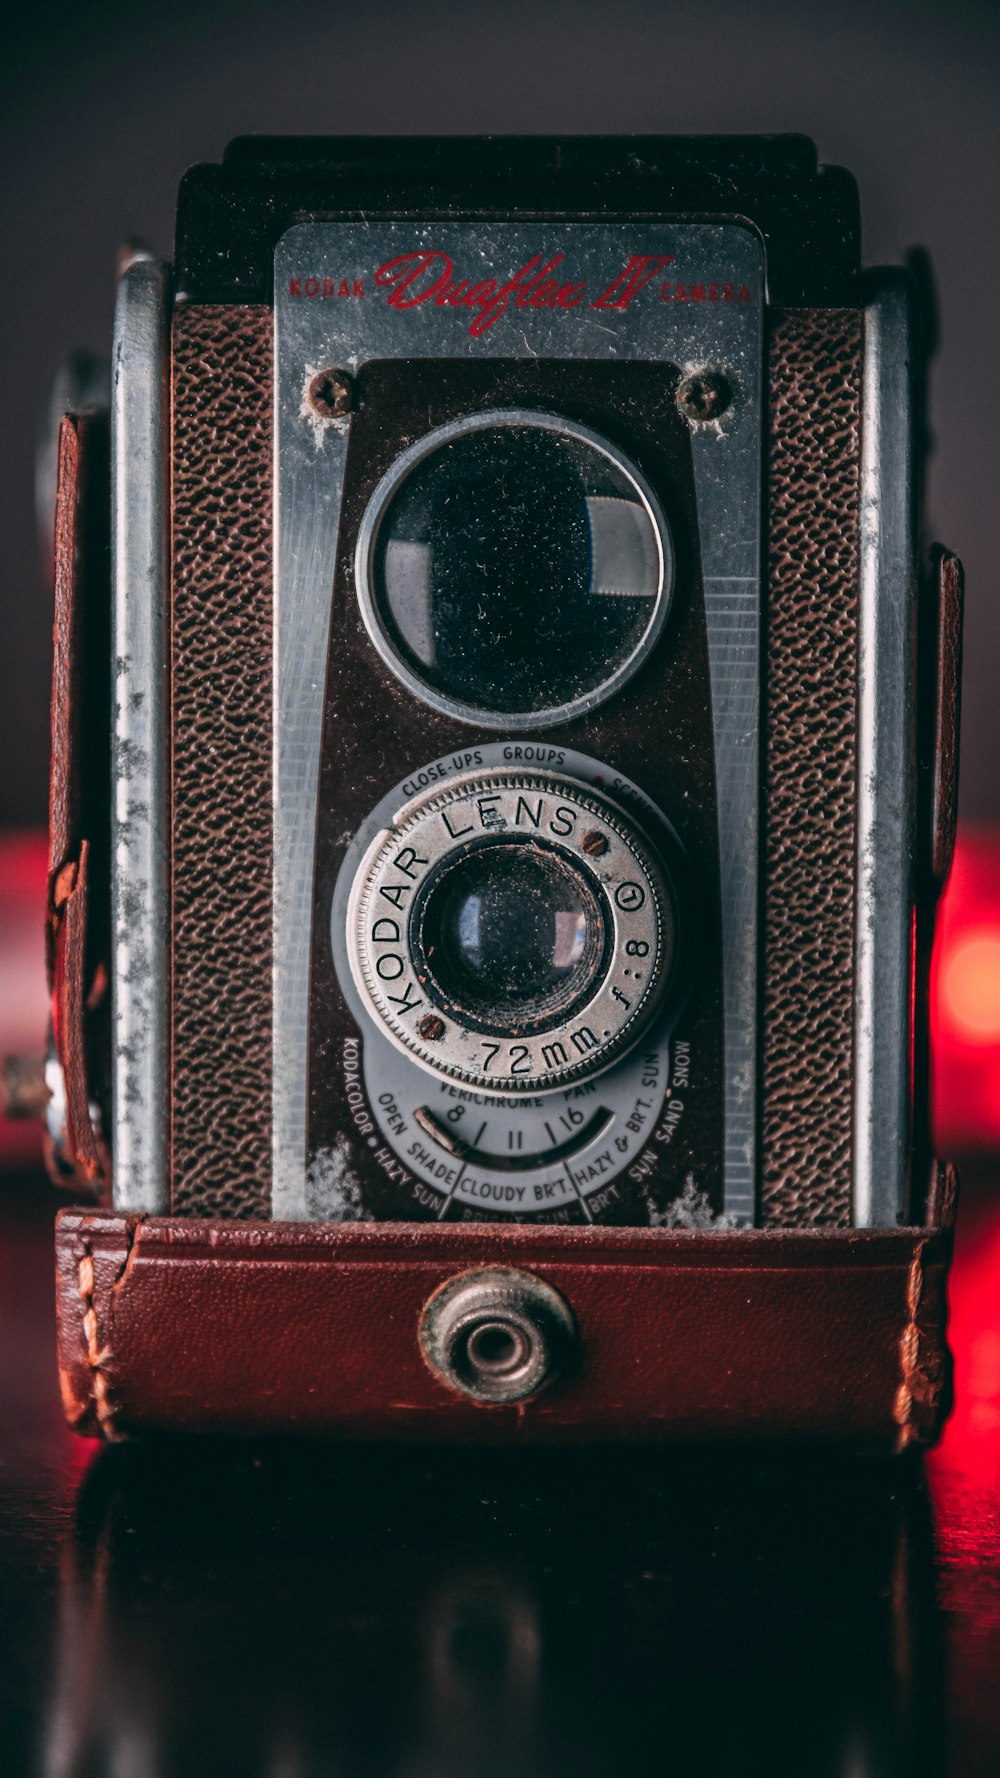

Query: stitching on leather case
893,1236,946,1451
76,1220,141,1440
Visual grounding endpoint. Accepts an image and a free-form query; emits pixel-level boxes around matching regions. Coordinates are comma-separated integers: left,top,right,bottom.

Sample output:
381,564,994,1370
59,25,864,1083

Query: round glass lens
364,417,668,721
415,841,608,1032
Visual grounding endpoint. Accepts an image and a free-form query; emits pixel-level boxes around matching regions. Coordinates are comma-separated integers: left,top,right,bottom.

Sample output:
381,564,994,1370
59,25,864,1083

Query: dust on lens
367,418,668,721
414,840,609,1035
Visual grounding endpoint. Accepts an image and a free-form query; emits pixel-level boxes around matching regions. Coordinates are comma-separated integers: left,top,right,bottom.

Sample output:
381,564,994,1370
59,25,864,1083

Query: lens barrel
410,835,611,1036
347,768,676,1095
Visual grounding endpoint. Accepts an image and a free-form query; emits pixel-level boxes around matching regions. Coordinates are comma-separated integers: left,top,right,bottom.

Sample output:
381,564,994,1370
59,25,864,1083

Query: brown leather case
55,1165,955,1449
49,298,964,1447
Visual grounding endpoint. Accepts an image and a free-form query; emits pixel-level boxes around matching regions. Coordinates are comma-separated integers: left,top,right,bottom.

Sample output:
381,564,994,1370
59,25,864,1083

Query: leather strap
47,411,111,1195
49,416,85,908
930,548,964,887
912,547,965,1216
51,842,103,1181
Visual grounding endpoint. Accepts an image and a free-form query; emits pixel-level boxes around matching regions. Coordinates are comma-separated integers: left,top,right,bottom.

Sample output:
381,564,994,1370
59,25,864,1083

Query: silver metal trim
354,409,673,730
853,273,917,1227
111,259,170,1213
273,221,764,1222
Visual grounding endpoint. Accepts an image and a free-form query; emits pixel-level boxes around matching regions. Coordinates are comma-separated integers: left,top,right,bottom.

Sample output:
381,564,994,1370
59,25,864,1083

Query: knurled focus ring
346,769,674,1095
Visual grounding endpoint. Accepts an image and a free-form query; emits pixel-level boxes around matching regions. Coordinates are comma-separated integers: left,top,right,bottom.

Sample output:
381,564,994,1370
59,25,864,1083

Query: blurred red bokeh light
0,831,49,1168
932,829,1000,1153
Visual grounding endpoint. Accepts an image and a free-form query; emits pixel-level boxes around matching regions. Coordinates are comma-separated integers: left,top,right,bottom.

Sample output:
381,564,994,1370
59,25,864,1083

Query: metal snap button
418,1267,577,1404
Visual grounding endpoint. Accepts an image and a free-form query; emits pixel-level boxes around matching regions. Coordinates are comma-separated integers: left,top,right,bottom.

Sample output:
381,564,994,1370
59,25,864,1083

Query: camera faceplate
274,221,763,1225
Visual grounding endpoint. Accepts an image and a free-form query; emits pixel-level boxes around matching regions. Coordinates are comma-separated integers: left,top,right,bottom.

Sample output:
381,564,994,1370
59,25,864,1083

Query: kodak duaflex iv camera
39,137,963,1444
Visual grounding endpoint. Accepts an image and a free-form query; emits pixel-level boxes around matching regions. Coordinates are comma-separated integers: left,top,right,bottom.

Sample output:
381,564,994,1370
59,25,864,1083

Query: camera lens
347,766,674,1095
356,412,671,728
414,840,608,1035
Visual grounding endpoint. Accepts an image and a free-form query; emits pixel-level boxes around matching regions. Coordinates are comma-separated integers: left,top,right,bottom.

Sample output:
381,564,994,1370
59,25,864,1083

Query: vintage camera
37,137,962,1443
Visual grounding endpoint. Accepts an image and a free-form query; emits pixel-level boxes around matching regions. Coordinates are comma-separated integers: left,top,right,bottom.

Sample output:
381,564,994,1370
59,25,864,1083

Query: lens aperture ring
347,769,674,1095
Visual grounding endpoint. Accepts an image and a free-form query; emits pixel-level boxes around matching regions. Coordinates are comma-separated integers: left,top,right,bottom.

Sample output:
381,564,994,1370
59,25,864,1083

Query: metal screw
307,368,353,419
676,369,733,424
581,830,609,857
417,1014,447,1042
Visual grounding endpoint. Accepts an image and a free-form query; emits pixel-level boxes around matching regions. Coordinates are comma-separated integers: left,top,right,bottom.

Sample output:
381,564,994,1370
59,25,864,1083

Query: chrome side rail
853,272,918,1227
111,259,170,1212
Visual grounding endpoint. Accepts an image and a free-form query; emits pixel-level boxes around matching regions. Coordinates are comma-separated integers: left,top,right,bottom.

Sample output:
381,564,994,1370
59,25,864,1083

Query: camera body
47,138,961,1442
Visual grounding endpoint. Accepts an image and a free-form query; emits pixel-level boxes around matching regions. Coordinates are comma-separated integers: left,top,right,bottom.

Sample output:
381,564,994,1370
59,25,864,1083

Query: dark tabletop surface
1,1166,998,1778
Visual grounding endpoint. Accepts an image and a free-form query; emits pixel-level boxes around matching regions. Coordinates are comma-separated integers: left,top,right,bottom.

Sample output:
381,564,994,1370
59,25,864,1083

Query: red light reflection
932,1205,1000,1487
932,830,1000,1151
0,830,48,1168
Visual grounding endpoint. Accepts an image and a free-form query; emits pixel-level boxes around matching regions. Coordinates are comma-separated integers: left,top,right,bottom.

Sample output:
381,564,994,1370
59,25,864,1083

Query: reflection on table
38,1437,947,1778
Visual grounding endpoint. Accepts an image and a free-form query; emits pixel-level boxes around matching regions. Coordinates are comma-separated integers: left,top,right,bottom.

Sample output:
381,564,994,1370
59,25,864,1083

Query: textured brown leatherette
170,306,273,1216
762,310,863,1226
54,1203,953,1449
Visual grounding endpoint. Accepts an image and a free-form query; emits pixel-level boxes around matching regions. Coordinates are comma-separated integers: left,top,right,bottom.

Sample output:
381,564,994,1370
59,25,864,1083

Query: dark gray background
1,0,996,827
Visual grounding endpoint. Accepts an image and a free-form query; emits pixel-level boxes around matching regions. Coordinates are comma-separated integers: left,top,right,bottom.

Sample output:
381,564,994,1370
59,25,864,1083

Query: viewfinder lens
359,413,670,726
